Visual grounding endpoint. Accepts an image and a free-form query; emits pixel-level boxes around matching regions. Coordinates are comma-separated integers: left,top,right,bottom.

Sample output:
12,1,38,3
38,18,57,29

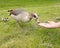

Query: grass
0,0,60,48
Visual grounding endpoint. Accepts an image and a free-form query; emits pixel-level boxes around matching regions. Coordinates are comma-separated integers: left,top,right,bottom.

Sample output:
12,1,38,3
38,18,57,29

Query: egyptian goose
8,9,40,23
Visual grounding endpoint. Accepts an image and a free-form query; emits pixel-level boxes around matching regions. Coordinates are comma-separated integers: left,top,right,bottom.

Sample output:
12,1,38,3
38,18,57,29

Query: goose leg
16,21,22,29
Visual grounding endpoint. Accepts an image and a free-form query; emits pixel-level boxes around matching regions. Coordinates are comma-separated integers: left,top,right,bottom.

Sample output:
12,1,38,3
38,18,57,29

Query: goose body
11,12,31,22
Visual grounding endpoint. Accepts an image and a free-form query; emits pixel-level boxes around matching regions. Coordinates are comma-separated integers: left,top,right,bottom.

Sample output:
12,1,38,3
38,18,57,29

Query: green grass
0,0,60,48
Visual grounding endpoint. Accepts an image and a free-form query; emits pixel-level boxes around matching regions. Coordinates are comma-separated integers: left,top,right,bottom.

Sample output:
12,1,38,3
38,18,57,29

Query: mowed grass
0,0,60,48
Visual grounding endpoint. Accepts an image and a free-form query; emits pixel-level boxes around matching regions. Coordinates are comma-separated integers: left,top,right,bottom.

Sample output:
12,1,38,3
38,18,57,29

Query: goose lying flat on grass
8,9,40,23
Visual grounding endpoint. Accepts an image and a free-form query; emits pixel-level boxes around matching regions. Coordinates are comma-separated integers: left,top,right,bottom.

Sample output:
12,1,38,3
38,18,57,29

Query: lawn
0,0,60,48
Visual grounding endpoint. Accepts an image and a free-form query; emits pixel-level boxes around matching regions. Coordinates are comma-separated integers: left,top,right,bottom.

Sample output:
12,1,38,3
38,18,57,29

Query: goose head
31,13,40,23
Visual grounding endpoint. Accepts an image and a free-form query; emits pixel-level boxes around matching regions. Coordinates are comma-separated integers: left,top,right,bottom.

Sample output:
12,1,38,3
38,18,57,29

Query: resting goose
8,9,40,23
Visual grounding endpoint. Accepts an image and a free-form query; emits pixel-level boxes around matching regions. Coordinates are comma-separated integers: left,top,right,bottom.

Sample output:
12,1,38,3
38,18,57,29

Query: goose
8,9,40,24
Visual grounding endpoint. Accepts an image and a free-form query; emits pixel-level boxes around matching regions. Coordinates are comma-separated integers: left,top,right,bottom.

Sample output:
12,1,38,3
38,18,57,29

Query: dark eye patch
33,15,36,18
